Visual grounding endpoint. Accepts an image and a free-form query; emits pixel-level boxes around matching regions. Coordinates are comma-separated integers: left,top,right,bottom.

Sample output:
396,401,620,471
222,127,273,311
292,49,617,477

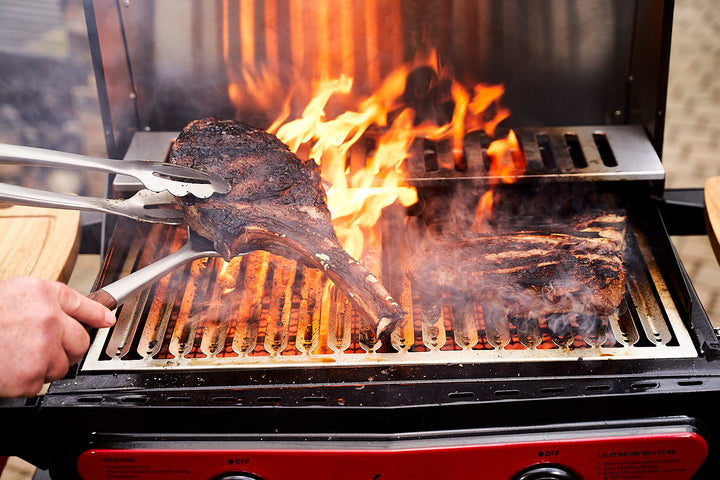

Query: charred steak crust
169,117,405,337
170,119,334,251
407,212,628,317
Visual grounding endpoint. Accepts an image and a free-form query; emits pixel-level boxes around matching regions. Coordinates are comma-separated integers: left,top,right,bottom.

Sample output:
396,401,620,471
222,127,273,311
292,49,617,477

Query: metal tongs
88,228,251,310
0,142,231,223
0,183,185,224
0,143,230,197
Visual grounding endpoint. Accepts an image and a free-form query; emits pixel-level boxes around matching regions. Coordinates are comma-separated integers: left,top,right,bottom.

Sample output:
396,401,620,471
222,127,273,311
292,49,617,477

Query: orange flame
467,84,509,135
222,0,516,256
473,129,526,232
216,257,243,294
259,48,516,258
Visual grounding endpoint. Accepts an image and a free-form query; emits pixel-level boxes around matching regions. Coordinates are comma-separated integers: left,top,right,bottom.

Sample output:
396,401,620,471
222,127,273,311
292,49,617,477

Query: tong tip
149,164,231,198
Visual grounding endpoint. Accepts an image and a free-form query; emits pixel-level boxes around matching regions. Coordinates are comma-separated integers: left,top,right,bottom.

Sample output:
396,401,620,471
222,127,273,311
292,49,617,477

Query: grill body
5,1,720,480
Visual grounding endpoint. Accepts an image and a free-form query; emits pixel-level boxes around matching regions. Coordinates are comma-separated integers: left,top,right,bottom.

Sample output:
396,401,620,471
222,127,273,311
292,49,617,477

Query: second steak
407,212,628,318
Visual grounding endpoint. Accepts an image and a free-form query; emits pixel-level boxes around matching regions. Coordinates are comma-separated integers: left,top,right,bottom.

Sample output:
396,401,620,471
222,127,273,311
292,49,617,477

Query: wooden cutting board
705,176,720,265
0,204,81,283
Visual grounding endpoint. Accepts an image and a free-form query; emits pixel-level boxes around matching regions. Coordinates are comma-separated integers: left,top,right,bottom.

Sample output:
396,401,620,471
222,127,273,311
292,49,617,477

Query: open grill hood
85,0,672,159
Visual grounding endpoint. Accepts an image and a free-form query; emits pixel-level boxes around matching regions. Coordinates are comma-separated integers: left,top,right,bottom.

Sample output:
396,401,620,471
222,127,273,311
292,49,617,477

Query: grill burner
84,128,694,371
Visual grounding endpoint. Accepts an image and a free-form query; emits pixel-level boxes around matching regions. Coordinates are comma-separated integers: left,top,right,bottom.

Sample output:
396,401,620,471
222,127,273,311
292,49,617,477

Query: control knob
212,473,264,480
512,464,580,480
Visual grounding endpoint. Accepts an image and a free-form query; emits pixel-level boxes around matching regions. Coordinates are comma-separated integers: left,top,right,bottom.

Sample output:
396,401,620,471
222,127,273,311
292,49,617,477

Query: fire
472,129,526,232
216,257,243,294
222,0,520,257
259,51,517,259
467,84,509,135
267,61,431,260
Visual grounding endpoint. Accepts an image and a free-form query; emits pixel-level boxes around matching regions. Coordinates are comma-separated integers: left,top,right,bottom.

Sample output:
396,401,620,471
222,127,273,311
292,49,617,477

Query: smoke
406,184,629,350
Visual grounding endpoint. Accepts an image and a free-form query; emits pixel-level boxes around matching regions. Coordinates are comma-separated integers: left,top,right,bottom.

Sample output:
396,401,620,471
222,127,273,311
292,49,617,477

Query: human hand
0,277,116,398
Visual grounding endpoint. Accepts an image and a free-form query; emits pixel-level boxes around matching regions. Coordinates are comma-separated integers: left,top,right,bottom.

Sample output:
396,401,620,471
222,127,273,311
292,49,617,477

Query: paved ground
663,0,720,326
0,1,719,478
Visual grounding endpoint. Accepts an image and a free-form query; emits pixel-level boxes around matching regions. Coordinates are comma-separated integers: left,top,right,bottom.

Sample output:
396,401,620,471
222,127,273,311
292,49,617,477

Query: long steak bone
168,117,405,337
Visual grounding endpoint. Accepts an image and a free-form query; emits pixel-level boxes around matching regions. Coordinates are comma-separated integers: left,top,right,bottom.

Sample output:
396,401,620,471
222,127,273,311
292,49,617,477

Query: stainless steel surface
112,131,179,193
0,183,184,224
405,125,666,185
86,0,670,157
81,129,693,372
82,223,699,371
98,229,225,318
0,142,229,198
515,125,665,182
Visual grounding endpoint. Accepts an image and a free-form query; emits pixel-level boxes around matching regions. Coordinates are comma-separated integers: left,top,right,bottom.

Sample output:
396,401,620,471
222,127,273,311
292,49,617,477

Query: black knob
512,464,580,480
212,474,264,480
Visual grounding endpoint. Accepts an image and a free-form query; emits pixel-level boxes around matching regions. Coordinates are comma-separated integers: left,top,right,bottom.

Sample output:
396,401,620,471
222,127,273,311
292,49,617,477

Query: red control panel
77,427,708,480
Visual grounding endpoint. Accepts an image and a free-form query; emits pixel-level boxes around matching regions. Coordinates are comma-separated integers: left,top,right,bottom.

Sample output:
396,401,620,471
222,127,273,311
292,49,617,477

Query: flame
325,108,420,258
272,75,355,155
259,48,516,259
474,190,495,230
269,57,437,259
450,80,470,167
222,0,517,257
472,129,526,232
467,84,509,135
216,257,244,294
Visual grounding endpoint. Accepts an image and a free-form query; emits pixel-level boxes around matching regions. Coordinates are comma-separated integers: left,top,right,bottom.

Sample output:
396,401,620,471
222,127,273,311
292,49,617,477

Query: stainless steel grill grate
82,130,695,371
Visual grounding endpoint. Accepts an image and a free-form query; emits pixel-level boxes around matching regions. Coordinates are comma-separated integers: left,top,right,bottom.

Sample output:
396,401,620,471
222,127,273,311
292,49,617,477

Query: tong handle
88,290,118,310
0,143,230,198
0,183,184,224
0,142,135,175
0,182,116,212
89,236,219,309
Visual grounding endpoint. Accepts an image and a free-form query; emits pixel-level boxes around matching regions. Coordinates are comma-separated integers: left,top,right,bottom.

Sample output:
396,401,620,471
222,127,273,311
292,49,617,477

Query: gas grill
4,1,720,479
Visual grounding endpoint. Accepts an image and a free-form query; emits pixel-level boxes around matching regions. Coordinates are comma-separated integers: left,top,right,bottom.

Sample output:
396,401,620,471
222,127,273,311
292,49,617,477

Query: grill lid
84,0,673,159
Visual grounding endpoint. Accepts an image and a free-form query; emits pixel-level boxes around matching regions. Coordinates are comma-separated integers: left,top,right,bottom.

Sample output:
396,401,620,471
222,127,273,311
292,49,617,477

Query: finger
44,347,71,383
1,350,52,398
52,282,116,328
59,315,91,365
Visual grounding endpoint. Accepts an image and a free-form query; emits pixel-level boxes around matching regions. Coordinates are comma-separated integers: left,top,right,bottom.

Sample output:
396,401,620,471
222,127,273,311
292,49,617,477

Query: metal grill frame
83,129,697,372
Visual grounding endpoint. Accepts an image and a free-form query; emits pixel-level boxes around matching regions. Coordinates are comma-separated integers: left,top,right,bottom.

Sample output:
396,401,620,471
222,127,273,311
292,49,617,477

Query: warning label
596,449,689,480
100,458,191,479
